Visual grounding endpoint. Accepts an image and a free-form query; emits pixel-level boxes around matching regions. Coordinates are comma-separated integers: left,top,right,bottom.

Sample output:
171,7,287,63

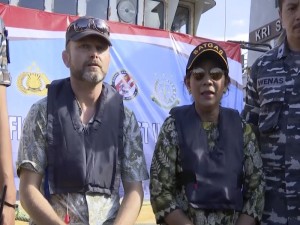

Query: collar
276,37,299,59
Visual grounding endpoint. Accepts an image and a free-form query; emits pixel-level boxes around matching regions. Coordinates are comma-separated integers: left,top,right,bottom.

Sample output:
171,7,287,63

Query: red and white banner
0,3,243,199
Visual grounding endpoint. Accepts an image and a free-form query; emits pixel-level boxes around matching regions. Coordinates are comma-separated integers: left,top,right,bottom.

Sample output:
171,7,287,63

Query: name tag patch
257,76,285,88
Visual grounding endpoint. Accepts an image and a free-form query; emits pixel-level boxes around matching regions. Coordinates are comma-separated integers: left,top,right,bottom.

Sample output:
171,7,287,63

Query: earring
188,88,191,94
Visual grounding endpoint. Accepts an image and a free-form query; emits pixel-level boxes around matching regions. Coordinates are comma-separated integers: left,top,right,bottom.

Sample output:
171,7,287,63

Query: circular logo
17,72,50,96
151,75,179,109
112,70,138,100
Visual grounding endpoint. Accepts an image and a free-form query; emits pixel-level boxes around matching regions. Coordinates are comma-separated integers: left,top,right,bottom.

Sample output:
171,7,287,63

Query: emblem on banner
112,69,138,100
151,74,179,109
17,62,50,96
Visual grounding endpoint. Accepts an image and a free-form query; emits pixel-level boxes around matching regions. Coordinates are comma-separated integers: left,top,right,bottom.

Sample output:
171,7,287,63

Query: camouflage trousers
261,189,300,225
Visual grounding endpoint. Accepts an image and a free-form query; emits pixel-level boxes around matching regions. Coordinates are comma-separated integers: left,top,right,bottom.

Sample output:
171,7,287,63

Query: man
242,0,300,224
17,16,149,225
0,17,16,225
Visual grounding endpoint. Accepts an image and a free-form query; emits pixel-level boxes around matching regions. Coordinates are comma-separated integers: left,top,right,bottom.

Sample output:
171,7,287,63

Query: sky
197,0,251,42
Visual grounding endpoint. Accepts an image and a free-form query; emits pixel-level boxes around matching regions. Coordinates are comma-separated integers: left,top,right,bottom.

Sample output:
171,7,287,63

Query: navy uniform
243,39,300,225
0,17,10,87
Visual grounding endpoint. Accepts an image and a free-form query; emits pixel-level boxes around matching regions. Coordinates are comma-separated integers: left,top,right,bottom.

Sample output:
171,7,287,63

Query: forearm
150,121,183,224
19,169,65,225
236,214,257,225
114,182,143,225
0,86,16,204
241,124,265,221
165,209,194,225
0,170,15,204
20,184,65,225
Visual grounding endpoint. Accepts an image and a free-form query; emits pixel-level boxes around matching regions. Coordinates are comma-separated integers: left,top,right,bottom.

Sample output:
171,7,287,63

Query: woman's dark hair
278,0,283,10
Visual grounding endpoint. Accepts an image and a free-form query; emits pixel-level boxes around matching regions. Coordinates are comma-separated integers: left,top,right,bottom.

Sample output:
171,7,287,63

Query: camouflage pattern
0,18,7,68
242,39,300,225
0,17,10,86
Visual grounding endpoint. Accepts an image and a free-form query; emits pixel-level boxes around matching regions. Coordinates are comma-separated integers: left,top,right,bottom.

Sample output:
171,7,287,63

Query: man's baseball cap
66,16,112,46
186,42,229,73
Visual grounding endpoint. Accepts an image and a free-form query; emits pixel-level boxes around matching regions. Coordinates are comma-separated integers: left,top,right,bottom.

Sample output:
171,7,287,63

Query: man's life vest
170,105,244,211
46,78,124,195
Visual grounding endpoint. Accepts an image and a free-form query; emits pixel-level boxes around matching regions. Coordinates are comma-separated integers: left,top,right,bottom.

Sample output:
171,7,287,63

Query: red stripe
0,3,241,62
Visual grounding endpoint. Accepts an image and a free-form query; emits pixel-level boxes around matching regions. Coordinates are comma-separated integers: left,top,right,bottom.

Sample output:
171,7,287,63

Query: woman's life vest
170,105,244,211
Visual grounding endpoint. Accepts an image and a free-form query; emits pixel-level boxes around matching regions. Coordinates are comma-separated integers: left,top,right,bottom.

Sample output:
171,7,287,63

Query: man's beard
82,70,105,83
71,67,105,84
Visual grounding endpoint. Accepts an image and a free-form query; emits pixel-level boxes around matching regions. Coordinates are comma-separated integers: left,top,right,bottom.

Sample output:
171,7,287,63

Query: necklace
75,98,82,115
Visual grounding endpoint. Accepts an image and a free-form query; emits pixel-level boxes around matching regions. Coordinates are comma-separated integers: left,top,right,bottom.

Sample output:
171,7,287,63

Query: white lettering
9,116,23,141
255,25,271,41
139,121,149,144
276,20,282,32
152,123,161,143
138,121,161,144
261,26,270,39
255,29,261,41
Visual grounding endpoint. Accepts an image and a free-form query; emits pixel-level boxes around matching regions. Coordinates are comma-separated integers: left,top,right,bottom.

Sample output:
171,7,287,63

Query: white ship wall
248,0,281,66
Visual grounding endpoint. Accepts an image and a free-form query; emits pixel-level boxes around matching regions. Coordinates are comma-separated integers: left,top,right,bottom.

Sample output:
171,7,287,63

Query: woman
150,42,264,225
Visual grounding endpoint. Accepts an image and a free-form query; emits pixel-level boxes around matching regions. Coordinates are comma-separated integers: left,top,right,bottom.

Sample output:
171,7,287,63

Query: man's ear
62,50,70,68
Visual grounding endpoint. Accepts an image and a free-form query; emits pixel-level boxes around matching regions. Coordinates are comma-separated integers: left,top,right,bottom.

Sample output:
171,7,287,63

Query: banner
0,3,243,200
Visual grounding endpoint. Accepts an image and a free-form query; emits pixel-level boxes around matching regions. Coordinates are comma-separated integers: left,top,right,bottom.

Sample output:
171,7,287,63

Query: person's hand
235,214,257,225
1,206,15,225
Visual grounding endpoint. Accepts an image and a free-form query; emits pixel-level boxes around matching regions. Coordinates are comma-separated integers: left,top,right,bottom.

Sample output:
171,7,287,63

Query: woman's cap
186,42,229,73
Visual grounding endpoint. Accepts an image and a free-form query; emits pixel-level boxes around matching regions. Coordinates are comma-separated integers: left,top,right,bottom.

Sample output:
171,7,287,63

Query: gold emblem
17,62,50,96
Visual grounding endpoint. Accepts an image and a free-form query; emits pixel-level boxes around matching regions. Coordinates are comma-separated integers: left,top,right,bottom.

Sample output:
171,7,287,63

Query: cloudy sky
197,0,251,42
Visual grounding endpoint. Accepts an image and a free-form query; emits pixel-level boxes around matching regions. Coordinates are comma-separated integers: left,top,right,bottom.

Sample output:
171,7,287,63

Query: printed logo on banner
151,74,180,109
112,69,138,100
17,62,50,96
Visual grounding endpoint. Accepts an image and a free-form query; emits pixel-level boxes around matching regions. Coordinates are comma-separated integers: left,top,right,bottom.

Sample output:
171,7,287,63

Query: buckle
0,69,11,87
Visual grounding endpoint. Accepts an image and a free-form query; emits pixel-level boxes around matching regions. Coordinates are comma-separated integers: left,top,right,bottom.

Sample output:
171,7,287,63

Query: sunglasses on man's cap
66,17,111,46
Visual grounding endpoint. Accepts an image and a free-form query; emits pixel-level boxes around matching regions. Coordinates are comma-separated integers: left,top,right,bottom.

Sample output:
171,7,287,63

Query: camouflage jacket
0,17,10,86
243,39,300,224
